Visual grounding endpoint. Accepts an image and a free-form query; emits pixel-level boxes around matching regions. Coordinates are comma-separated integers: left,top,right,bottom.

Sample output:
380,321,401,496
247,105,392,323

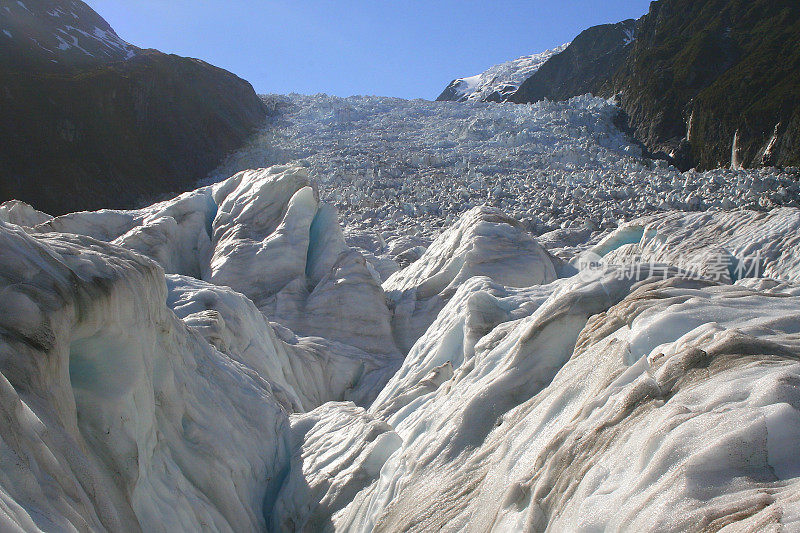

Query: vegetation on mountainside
508,0,800,171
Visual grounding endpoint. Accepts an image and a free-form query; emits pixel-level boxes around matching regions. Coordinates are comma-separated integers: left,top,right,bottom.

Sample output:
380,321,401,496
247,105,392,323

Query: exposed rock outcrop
0,0,267,214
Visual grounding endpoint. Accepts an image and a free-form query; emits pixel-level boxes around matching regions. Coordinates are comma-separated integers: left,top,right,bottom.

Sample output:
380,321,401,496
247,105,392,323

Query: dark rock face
503,0,800,171
437,80,468,102
0,0,139,71
608,0,800,170
0,0,267,214
508,20,636,105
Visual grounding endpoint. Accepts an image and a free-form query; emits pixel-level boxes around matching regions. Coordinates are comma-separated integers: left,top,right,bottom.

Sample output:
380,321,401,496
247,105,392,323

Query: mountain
0,0,267,215
436,43,569,103
442,0,800,171
606,0,800,170
0,0,139,70
508,20,636,105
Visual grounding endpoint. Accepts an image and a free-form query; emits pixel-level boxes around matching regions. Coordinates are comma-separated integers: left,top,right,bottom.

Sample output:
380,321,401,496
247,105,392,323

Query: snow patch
444,43,570,102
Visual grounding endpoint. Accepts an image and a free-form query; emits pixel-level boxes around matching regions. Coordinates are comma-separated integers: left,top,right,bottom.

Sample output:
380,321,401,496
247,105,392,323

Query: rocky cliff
607,0,800,170
0,0,267,214
442,0,800,171
508,20,636,106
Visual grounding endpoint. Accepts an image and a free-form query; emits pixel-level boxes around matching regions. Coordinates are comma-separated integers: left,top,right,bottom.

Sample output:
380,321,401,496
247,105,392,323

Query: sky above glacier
85,0,652,99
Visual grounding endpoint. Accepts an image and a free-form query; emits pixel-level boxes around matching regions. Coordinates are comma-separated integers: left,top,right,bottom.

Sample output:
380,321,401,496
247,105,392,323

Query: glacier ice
0,221,289,531
166,275,394,411
209,93,800,249
270,402,401,532
2,94,800,531
208,166,398,356
383,206,559,352
323,273,800,531
584,208,800,283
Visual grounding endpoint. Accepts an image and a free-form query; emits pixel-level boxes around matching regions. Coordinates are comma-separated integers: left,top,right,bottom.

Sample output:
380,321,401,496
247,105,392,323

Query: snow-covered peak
437,43,569,102
0,0,138,67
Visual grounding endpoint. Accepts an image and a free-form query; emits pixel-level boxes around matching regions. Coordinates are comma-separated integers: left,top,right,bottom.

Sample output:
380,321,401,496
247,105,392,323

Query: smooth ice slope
0,221,289,531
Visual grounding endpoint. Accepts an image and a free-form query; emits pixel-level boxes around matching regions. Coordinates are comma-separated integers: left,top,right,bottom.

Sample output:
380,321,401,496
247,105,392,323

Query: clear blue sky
85,0,653,99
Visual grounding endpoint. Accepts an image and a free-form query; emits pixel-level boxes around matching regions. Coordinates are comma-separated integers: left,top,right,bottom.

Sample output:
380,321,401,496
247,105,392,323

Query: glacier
1,93,800,531
209,93,799,259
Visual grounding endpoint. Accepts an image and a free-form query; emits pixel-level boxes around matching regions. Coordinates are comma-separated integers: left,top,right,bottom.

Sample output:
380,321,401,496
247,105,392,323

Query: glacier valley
1,93,800,532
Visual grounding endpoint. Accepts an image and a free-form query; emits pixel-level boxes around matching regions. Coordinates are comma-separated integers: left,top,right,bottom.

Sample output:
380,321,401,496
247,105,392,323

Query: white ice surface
1,91,800,532
583,208,800,283
383,206,559,352
0,221,290,532
208,93,799,260
326,273,800,531
4,178,800,531
443,43,570,102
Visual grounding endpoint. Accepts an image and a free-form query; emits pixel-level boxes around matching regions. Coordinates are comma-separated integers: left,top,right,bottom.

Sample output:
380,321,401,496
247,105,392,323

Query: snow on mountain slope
0,0,138,67
437,43,569,102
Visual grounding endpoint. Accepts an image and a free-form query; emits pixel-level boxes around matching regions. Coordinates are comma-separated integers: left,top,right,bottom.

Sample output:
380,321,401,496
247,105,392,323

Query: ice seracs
3,163,800,529
166,275,393,411
210,93,799,252
208,166,398,356
2,97,800,530
0,221,289,531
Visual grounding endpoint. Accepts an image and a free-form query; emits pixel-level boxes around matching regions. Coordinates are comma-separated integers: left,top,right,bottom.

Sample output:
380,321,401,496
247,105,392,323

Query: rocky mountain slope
0,0,138,70
0,0,267,215
508,20,636,106
441,0,800,171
